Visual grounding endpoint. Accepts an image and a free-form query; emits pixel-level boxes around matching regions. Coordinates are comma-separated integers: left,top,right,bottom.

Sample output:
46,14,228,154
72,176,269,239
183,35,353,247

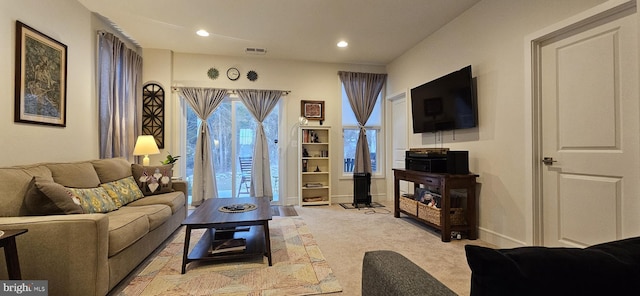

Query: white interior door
390,95,409,196
540,10,639,247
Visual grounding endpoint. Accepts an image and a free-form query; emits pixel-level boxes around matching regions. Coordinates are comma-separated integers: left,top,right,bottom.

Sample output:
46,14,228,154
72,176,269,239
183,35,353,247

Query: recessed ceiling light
196,30,210,37
337,41,348,48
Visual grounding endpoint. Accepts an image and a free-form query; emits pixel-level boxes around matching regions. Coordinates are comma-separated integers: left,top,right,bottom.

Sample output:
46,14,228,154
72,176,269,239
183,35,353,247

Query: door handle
542,157,557,165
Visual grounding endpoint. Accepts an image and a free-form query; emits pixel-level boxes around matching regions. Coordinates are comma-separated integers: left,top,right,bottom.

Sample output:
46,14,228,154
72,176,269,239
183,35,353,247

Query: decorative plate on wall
207,67,219,80
142,83,165,148
247,70,258,81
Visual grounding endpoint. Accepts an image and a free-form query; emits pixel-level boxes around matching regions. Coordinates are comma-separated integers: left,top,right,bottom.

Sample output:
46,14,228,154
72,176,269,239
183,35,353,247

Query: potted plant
161,153,180,165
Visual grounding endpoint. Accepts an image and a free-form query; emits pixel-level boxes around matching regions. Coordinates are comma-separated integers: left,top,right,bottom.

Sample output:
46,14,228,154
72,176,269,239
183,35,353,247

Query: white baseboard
478,227,527,248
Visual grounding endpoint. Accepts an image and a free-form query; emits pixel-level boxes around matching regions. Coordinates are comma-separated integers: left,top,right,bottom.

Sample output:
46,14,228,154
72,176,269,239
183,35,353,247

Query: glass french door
185,97,280,202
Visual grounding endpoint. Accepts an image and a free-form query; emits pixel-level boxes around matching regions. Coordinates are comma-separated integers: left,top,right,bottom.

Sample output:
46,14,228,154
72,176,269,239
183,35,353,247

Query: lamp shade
298,116,308,126
133,135,160,166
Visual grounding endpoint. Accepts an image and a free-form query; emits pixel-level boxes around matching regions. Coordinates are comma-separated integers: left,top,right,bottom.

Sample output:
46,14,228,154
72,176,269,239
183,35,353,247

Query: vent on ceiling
245,47,267,55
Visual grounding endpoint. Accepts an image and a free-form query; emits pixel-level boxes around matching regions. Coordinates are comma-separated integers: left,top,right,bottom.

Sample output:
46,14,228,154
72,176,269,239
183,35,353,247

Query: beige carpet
295,201,496,295
116,217,342,295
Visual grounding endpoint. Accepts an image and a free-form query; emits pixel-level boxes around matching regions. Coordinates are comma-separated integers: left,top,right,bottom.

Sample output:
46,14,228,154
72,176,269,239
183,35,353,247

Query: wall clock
227,67,240,81
247,70,258,81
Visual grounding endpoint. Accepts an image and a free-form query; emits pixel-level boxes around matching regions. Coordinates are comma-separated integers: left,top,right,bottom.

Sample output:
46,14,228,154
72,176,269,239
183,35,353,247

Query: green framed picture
14,21,67,127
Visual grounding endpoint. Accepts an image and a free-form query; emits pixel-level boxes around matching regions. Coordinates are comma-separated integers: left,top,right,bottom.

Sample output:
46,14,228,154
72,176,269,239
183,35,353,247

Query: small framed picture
301,100,325,121
14,21,67,127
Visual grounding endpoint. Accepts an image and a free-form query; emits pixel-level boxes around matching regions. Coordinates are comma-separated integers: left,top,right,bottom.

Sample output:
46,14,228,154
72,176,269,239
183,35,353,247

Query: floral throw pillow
131,164,174,196
66,187,118,213
100,176,145,207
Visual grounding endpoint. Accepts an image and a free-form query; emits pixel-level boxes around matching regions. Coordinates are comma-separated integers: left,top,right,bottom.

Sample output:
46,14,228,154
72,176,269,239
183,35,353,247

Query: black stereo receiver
405,151,447,173
405,150,469,174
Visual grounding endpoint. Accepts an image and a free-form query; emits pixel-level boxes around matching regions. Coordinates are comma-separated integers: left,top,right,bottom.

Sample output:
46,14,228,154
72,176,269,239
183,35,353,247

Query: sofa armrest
362,250,456,296
0,214,110,296
172,180,188,206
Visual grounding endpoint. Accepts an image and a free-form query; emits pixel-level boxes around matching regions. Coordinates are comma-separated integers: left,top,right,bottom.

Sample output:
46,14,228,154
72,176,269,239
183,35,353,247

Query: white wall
143,52,385,205
0,0,138,166
0,0,97,165
386,0,608,247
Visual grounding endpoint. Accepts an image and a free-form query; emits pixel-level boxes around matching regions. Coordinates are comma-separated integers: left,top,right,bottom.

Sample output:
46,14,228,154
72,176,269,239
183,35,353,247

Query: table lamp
133,135,160,166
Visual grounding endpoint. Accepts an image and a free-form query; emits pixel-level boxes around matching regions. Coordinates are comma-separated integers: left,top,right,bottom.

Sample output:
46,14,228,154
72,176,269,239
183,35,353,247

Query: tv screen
410,65,477,133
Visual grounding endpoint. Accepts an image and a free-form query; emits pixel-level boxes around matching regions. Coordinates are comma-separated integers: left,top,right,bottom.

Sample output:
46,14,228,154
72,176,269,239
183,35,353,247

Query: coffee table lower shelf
182,226,268,273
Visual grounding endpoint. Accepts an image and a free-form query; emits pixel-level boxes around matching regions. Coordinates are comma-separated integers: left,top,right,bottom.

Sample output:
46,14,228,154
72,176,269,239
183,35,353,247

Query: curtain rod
171,87,290,95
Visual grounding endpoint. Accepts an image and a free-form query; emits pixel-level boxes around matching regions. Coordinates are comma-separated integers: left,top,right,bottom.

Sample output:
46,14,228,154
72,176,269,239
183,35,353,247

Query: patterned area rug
118,217,342,295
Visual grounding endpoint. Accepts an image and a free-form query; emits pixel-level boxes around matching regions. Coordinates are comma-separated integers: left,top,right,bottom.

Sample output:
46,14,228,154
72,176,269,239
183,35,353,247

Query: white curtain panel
98,32,142,161
180,87,228,206
338,71,387,174
237,89,283,200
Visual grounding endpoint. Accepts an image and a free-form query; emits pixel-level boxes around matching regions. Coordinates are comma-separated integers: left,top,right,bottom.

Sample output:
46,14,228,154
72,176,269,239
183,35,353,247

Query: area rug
117,217,342,296
339,202,385,209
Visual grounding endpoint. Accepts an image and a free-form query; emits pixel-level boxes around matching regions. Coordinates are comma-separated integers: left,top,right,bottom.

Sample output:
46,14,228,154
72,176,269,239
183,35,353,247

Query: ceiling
77,0,480,65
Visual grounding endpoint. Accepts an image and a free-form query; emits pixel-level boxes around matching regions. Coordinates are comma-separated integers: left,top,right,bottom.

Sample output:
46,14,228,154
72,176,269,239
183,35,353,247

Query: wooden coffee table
180,197,272,274
0,229,28,280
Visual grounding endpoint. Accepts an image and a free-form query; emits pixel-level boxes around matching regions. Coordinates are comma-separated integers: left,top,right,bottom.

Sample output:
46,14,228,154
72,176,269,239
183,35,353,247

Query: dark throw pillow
131,164,174,196
465,238,640,296
24,176,84,215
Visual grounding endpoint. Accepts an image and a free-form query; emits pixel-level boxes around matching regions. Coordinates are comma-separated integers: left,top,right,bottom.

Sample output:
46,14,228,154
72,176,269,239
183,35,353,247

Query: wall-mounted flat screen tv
410,65,477,133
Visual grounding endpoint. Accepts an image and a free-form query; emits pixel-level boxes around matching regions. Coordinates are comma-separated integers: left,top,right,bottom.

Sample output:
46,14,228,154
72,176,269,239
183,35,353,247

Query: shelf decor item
14,21,68,127
301,100,324,121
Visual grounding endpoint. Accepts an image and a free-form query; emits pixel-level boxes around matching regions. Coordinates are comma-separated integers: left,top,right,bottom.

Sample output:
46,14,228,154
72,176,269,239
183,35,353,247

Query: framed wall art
142,83,165,148
301,100,324,121
14,21,68,127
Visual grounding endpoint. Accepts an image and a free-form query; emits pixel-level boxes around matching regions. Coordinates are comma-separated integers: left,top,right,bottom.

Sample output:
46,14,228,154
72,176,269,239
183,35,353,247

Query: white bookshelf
298,126,331,206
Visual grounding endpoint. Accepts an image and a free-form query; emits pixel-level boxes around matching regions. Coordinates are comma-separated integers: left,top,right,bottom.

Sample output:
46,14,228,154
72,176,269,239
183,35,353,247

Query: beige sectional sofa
0,158,187,296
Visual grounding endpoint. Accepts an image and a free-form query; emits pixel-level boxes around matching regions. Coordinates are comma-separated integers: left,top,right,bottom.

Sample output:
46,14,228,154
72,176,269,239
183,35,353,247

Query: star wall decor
247,70,258,81
207,67,219,80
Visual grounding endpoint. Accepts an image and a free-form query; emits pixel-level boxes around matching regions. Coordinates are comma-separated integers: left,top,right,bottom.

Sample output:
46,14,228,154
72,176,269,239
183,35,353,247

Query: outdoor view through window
185,99,280,203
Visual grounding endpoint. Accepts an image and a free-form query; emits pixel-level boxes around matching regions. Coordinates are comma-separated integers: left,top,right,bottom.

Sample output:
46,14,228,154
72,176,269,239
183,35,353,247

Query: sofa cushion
23,165,54,180
0,168,35,217
24,176,84,215
106,210,150,256
92,158,133,183
100,176,145,208
46,162,101,188
66,187,118,213
127,191,185,214
465,237,640,296
117,205,172,231
131,164,174,196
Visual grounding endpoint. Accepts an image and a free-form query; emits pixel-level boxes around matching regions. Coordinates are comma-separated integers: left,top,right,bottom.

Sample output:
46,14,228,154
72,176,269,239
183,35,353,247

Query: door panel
540,12,639,247
558,174,620,245
391,96,409,196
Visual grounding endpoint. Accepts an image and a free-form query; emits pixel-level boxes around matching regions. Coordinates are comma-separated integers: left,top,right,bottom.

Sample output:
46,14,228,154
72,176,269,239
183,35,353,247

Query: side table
0,229,28,280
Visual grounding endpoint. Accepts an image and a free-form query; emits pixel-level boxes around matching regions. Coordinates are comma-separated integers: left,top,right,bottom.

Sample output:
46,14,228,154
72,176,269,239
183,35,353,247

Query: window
184,97,280,203
342,85,383,175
